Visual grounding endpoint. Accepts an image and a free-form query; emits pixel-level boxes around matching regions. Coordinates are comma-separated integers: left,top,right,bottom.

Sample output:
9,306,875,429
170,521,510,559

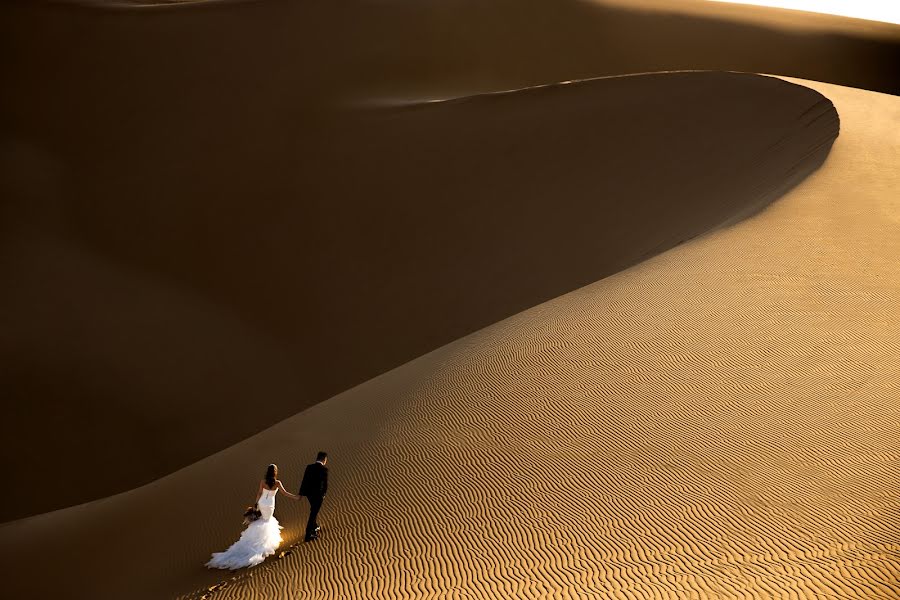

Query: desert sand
2,0,899,597
2,0,868,519
0,76,896,599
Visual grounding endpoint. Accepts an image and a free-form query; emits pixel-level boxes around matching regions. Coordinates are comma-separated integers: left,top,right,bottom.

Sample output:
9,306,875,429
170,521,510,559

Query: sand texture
0,77,896,599
0,36,840,520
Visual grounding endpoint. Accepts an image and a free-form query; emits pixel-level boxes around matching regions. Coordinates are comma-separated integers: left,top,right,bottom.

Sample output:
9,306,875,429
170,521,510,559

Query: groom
299,451,329,542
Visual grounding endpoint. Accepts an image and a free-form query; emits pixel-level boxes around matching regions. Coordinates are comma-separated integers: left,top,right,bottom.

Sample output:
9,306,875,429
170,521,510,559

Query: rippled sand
184,77,900,600
0,77,896,599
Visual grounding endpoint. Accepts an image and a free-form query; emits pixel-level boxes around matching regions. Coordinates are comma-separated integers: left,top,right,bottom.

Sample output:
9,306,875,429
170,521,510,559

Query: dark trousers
305,495,324,538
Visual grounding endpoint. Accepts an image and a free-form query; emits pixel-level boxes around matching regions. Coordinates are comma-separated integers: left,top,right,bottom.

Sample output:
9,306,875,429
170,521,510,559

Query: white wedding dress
206,487,284,570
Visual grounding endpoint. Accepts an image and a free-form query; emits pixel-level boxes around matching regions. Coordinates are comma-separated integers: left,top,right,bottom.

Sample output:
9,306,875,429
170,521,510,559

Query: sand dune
0,65,838,520
1,0,897,595
0,0,856,520
0,77,895,599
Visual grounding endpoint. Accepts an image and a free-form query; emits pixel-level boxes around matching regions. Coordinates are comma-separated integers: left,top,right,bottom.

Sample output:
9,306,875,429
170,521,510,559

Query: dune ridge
0,78,895,600
0,0,880,520
0,69,839,520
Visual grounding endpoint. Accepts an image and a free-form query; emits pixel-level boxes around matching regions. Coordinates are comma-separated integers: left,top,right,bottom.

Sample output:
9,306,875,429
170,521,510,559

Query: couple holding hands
207,452,329,570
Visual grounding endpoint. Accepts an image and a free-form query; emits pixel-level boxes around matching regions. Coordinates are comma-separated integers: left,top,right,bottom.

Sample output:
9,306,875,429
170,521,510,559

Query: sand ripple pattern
0,80,896,599
174,80,900,600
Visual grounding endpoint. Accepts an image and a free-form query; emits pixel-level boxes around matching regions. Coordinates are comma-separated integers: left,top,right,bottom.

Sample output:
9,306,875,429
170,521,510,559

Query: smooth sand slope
0,78,895,600
1,0,850,518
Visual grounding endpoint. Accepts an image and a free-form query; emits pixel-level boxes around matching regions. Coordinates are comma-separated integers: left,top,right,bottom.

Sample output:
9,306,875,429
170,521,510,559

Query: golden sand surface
183,77,900,599
0,78,895,599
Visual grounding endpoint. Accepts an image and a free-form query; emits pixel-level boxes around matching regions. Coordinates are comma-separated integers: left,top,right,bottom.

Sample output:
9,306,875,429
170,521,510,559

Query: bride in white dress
207,464,300,570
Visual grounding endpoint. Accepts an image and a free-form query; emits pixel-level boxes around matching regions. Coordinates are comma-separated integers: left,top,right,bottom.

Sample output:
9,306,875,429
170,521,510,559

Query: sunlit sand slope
0,78,895,600
0,70,838,519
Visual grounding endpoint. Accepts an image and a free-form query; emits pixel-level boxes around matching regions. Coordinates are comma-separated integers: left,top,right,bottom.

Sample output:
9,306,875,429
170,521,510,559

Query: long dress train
206,487,283,570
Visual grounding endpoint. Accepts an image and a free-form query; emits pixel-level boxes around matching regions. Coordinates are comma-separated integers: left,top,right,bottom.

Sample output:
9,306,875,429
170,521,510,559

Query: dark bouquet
242,505,263,525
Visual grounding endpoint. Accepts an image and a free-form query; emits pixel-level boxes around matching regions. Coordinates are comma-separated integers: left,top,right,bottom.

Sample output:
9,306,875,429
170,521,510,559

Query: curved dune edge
0,78,896,599
3,0,890,520
0,70,838,520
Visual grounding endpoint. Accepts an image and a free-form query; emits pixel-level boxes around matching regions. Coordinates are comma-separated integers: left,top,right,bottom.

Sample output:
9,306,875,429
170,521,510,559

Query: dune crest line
0,70,839,520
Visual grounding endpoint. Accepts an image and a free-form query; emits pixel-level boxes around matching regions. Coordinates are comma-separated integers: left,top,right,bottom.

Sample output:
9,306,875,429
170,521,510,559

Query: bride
207,464,299,570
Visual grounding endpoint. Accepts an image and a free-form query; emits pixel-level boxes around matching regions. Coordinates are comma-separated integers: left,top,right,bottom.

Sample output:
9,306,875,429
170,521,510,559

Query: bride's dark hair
264,464,277,489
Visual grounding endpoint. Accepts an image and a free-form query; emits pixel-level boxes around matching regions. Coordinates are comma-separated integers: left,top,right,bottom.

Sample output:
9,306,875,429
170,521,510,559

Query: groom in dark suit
299,451,329,542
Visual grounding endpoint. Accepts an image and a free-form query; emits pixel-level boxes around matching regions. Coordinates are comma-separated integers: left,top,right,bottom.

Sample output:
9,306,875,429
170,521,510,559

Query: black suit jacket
299,462,328,499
